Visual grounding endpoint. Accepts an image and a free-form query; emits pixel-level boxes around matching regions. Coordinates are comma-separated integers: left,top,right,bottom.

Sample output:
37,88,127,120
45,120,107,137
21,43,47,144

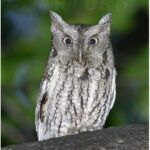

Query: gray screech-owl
35,11,116,141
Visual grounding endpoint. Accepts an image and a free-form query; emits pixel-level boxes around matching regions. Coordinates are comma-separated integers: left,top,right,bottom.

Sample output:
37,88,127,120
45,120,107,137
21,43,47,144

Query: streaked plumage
35,11,116,141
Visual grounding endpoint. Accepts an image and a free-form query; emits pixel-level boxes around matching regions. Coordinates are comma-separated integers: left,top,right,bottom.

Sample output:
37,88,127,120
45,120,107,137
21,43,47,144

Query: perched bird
35,11,116,141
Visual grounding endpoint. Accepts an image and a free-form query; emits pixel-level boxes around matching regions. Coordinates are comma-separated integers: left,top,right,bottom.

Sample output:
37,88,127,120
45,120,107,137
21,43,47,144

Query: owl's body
35,12,116,141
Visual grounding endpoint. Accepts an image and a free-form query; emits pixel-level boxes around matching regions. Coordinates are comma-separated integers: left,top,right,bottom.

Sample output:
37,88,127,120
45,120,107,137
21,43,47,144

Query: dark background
2,0,148,147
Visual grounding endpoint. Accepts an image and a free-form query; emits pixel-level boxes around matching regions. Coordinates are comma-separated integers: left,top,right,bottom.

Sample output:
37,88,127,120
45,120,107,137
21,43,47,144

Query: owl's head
50,11,112,65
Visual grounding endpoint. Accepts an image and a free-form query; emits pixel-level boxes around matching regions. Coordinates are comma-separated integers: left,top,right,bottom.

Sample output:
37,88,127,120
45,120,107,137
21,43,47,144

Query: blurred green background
2,0,148,147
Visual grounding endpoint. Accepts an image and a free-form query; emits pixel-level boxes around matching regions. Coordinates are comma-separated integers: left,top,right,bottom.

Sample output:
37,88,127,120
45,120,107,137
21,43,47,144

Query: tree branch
2,124,148,150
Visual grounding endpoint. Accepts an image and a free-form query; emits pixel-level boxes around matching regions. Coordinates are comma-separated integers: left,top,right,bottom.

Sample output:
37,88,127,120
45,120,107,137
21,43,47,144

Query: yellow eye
89,37,99,45
63,37,72,45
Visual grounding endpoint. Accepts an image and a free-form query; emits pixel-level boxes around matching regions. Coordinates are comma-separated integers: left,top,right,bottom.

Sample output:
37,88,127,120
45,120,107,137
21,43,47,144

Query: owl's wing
35,78,48,132
109,68,117,109
35,54,56,136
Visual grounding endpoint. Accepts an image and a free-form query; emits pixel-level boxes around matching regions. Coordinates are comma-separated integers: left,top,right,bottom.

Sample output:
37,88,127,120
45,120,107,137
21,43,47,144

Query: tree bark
2,124,148,150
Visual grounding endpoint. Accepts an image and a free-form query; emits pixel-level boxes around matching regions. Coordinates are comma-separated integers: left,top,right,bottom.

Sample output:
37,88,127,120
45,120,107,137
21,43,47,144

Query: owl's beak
79,50,83,63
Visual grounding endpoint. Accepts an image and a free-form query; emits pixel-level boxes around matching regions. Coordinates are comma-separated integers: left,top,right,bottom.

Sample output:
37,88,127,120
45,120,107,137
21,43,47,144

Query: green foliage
2,0,148,146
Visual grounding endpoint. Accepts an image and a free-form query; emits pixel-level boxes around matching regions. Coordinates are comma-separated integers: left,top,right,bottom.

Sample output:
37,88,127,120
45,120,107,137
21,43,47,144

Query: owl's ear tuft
98,13,112,25
50,11,62,24
49,11,68,32
98,13,112,33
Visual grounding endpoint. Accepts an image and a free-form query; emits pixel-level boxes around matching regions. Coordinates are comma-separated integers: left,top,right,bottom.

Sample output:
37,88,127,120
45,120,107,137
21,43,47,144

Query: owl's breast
46,63,106,132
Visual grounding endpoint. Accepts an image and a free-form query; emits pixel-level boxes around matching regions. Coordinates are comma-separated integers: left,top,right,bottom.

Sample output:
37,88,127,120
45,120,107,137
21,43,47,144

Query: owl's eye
89,37,99,45
63,37,72,45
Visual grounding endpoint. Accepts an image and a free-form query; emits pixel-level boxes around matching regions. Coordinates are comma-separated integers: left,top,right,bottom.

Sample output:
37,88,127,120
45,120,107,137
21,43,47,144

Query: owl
35,11,116,141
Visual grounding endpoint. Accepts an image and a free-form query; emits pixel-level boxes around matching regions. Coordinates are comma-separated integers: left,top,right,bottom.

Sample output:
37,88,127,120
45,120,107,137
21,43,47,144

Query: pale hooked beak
79,50,83,63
